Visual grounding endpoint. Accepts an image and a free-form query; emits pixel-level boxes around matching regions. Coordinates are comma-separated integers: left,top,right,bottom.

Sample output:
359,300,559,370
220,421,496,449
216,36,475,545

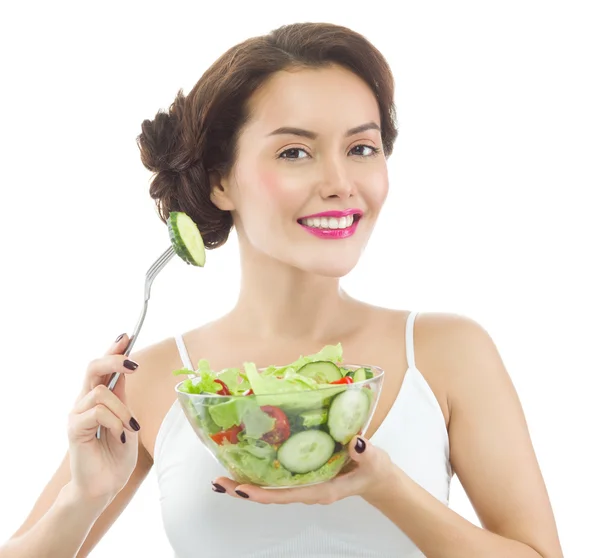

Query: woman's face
214,64,389,277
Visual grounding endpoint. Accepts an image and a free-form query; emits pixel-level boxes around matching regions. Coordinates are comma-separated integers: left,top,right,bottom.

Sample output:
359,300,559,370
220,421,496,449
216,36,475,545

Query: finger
348,435,369,462
68,404,128,444
347,436,386,474
112,371,127,404
211,475,342,505
107,332,130,356
83,353,140,392
210,476,239,496
74,383,140,433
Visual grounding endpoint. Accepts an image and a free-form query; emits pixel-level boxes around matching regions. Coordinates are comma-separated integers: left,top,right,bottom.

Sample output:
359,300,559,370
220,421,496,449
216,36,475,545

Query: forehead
243,64,380,135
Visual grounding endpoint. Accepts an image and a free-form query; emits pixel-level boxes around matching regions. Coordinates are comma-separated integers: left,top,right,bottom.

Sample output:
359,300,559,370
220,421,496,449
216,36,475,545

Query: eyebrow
267,121,381,140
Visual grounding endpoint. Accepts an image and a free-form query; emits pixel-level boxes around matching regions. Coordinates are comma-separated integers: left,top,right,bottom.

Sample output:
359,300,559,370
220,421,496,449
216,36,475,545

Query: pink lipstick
297,208,363,239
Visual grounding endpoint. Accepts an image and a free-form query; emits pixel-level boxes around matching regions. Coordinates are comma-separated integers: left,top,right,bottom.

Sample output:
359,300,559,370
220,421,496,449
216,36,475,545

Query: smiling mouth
297,214,362,230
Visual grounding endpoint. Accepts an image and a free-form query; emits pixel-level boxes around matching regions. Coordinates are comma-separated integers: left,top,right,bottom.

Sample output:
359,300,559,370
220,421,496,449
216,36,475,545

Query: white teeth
300,215,357,229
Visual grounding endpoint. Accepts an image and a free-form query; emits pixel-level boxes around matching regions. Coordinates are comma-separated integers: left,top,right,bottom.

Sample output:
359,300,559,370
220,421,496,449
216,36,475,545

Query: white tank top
154,311,452,557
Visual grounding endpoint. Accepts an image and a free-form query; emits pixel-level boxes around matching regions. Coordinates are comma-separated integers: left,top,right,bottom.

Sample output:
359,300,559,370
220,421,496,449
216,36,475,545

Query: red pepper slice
331,376,353,385
214,378,231,395
210,424,242,445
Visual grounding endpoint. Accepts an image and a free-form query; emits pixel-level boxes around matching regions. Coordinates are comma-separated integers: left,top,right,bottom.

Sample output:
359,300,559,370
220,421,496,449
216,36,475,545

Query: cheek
254,169,301,213
368,167,389,209
258,169,284,198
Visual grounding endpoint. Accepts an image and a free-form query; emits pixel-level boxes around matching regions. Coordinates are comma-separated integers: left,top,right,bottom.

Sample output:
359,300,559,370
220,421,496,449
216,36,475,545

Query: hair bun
137,91,186,174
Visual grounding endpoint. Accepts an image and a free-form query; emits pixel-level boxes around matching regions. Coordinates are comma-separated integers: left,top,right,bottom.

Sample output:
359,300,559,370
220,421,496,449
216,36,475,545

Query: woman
1,22,562,558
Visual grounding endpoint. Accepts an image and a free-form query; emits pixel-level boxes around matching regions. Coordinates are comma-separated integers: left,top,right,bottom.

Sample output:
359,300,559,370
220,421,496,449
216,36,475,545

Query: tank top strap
405,311,419,369
174,334,196,378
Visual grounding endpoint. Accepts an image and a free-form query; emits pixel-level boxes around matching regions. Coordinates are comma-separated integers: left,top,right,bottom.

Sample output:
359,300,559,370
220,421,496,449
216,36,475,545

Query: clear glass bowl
175,364,384,488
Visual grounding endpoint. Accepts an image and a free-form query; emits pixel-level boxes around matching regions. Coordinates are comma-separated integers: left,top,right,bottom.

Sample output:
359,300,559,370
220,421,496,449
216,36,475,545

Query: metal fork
96,245,176,440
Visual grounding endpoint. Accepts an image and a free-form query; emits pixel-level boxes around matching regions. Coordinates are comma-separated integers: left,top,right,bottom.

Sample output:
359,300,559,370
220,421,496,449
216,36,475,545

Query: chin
294,254,360,278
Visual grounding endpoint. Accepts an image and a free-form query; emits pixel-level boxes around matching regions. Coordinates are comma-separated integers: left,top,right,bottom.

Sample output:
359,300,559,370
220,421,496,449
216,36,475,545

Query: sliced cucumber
168,211,206,267
299,408,328,428
327,389,371,444
296,361,343,384
346,367,374,382
277,430,335,474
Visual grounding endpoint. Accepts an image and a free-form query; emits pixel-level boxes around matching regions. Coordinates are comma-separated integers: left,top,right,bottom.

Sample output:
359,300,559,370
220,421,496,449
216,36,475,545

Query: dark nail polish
355,437,366,453
115,333,125,343
235,490,249,499
211,482,226,493
123,359,138,370
129,417,141,431
120,431,126,444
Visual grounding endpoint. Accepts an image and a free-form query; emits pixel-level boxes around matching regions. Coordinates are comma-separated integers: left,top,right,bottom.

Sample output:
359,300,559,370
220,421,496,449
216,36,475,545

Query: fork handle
95,299,149,439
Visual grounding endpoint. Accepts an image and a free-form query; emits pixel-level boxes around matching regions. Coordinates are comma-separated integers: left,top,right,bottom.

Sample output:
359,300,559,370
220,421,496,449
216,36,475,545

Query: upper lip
298,208,364,220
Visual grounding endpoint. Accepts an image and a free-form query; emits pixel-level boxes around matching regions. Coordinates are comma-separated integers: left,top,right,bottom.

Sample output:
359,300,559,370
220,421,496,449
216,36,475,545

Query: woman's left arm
214,315,563,558
366,314,562,558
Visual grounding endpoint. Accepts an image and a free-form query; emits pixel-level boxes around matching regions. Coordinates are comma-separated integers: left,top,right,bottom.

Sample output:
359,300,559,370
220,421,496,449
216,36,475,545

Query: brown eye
349,144,381,157
279,148,309,160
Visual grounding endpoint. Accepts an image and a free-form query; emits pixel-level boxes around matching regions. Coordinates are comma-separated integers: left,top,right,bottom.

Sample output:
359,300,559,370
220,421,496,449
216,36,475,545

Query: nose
318,156,356,200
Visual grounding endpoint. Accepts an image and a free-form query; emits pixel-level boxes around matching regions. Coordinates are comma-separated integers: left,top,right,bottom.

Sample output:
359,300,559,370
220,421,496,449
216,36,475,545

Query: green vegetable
208,397,275,438
260,343,343,378
168,211,206,267
277,430,336,474
346,367,374,382
327,389,371,444
296,361,343,383
298,408,328,428
176,368,222,395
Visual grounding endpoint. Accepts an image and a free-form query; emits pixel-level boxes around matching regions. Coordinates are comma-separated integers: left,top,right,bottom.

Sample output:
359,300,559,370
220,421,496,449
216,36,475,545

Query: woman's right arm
0,334,154,558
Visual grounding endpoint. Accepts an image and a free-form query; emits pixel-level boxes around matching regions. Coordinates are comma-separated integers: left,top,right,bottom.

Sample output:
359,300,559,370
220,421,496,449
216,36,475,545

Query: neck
228,241,360,341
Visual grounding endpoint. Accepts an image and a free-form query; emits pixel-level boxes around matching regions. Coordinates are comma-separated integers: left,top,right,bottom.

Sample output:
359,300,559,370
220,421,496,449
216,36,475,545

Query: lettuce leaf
176,368,222,395
260,343,343,378
208,397,275,438
217,367,250,395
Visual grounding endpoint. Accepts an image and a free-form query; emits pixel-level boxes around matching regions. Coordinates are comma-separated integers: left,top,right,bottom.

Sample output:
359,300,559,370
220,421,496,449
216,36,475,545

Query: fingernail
211,482,226,493
115,333,125,343
129,417,141,431
121,431,126,444
123,359,139,370
355,437,366,453
235,490,249,499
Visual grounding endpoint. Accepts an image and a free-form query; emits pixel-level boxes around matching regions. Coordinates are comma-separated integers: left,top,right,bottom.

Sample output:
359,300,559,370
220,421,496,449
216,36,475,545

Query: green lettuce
208,397,275,438
216,442,349,487
174,342,344,401
261,343,343,377
175,368,221,395
216,367,250,395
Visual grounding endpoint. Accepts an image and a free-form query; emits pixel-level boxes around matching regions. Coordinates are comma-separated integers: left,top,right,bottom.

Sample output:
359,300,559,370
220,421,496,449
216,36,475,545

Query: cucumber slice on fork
168,211,206,267
97,212,205,440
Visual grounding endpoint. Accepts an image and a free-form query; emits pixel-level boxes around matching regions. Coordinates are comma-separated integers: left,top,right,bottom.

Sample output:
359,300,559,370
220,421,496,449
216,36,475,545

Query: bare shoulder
368,309,507,429
411,311,498,391
411,311,511,415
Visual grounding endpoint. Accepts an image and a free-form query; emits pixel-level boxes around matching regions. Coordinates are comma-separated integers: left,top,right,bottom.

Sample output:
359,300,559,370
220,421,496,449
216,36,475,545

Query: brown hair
137,22,398,249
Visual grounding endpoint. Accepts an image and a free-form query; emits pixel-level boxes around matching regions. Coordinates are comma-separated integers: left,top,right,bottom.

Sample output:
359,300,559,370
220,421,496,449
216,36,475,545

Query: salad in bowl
174,344,384,488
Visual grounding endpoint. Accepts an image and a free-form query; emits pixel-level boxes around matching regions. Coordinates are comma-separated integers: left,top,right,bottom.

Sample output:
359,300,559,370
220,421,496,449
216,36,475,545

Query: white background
0,1,598,556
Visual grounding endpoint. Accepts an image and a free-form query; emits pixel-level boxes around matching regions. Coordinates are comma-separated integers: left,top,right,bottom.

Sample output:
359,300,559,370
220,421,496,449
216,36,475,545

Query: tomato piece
331,376,353,385
243,389,254,396
260,405,290,444
214,379,231,395
210,424,242,445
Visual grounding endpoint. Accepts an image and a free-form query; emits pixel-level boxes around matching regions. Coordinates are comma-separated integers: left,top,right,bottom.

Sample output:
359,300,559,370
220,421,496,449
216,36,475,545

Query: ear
209,170,235,211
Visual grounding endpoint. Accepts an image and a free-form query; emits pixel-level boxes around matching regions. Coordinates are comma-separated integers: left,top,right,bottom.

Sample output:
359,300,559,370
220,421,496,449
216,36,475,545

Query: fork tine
147,246,175,278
